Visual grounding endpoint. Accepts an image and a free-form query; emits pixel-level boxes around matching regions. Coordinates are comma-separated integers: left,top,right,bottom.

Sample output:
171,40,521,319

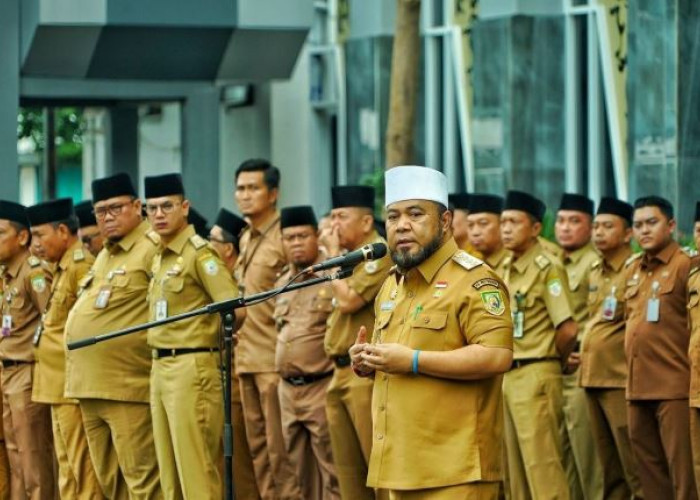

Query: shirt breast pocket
409,311,448,351
163,277,184,295
9,294,25,311
373,311,393,344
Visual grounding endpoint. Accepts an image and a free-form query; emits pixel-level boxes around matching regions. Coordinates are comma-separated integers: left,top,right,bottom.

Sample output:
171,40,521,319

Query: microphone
305,243,387,273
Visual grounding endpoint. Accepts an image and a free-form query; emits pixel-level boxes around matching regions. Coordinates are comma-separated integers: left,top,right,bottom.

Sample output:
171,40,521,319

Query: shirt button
379,405,385,411
399,319,404,325
423,318,429,324
377,433,384,440
407,291,414,298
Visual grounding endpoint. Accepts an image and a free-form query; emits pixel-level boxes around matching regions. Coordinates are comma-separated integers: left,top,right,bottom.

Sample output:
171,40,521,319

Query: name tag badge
155,299,168,321
94,286,112,309
646,298,660,322
380,301,395,312
601,286,617,321
1,315,11,337
513,311,524,339
32,324,43,346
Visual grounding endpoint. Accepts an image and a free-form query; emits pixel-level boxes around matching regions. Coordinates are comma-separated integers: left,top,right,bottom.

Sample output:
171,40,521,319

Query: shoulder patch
30,273,47,293
472,278,500,290
28,256,41,268
625,252,642,268
198,255,220,276
73,248,85,262
535,254,550,270
452,250,483,271
189,234,207,250
146,230,160,245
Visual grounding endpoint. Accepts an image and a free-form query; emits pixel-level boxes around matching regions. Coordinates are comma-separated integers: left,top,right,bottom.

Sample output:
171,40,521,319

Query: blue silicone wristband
412,349,421,375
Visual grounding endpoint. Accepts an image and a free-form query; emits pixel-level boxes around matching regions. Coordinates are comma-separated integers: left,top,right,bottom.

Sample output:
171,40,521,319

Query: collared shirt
148,225,237,349
562,242,600,325
687,256,700,407
234,214,287,373
0,250,51,361
368,237,512,489
273,257,334,378
485,246,511,278
539,236,563,260
580,245,631,389
504,241,573,360
65,220,160,402
624,241,691,400
324,231,392,357
33,241,94,404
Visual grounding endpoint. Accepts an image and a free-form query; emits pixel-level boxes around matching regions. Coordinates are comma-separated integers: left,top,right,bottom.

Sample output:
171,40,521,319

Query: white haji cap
384,166,449,208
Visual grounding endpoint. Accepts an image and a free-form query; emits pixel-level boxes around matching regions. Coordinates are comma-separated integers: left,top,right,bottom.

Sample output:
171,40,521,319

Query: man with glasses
75,200,104,256
144,174,238,498
274,206,340,500
65,173,162,499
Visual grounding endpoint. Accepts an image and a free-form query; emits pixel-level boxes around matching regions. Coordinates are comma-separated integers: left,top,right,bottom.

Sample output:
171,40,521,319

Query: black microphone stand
67,265,355,500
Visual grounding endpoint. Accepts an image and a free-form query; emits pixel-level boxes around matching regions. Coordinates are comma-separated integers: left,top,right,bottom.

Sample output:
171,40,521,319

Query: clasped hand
349,326,414,375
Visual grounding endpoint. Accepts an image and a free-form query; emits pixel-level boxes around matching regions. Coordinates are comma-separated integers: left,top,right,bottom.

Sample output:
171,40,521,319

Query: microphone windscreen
371,242,388,259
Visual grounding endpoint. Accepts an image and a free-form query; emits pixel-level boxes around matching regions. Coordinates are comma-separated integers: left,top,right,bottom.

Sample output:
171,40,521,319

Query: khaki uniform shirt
65,221,159,402
148,225,237,349
273,257,334,378
33,241,94,404
485,246,511,278
234,215,286,373
624,241,691,400
324,231,392,357
562,242,600,326
688,257,700,407
459,240,483,260
539,236,563,260
368,238,512,489
504,241,573,360
580,246,631,389
0,251,51,361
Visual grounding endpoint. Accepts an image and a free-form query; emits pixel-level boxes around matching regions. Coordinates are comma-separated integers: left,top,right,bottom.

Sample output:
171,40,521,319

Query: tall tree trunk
385,0,421,169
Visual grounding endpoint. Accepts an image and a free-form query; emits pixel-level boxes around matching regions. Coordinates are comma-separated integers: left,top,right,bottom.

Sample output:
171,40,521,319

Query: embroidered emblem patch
481,291,505,316
31,275,47,293
472,278,500,290
202,258,219,276
547,279,562,297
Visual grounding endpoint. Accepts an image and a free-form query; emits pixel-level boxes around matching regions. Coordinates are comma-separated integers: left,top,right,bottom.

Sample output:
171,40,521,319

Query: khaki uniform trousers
151,353,222,500
689,407,700,500
387,482,500,500
585,389,643,500
0,375,9,500
1,363,54,500
502,360,569,500
239,372,302,500
80,398,161,500
232,370,260,500
561,374,604,500
51,403,103,499
628,400,697,500
279,376,340,500
325,365,376,500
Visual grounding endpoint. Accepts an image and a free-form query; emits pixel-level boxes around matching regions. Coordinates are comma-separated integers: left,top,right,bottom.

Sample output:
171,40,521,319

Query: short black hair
51,215,79,236
235,159,280,191
634,196,674,221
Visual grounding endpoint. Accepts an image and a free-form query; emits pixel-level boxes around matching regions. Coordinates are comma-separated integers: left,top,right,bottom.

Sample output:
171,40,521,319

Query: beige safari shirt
324,231,392,357
562,242,600,325
688,257,700,407
0,250,51,361
580,245,631,389
368,237,512,489
504,241,573,360
234,215,287,373
148,225,237,349
33,241,94,404
65,220,159,402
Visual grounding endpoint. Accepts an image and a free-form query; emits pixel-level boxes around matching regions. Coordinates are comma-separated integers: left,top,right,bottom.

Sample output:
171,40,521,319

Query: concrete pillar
107,106,139,183
0,0,20,200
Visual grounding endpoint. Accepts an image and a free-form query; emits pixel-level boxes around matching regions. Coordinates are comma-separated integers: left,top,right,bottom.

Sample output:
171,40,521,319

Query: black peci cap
188,208,210,238
597,197,634,226
26,198,74,226
214,208,246,238
144,173,185,199
281,205,317,229
92,173,137,203
695,201,700,223
331,186,374,210
559,193,594,216
74,200,97,227
504,190,547,222
0,201,28,226
448,193,470,211
466,194,504,215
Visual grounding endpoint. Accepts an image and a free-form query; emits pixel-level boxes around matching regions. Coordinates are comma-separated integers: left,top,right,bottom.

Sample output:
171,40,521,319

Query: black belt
283,371,334,387
331,355,351,368
510,358,559,370
1,359,31,368
153,347,219,359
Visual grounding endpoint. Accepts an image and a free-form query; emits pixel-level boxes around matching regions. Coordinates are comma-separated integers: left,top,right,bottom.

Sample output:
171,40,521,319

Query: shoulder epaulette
28,256,41,268
73,248,86,262
535,254,550,270
690,266,700,277
591,259,601,270
189,234,207,250
625,252,642,268
682,246,698,258
452,250,483,271
146,230,160,244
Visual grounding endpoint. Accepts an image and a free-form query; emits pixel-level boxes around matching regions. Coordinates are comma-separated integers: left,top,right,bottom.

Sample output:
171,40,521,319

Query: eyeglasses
145,202,180,215
93,201,133,220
